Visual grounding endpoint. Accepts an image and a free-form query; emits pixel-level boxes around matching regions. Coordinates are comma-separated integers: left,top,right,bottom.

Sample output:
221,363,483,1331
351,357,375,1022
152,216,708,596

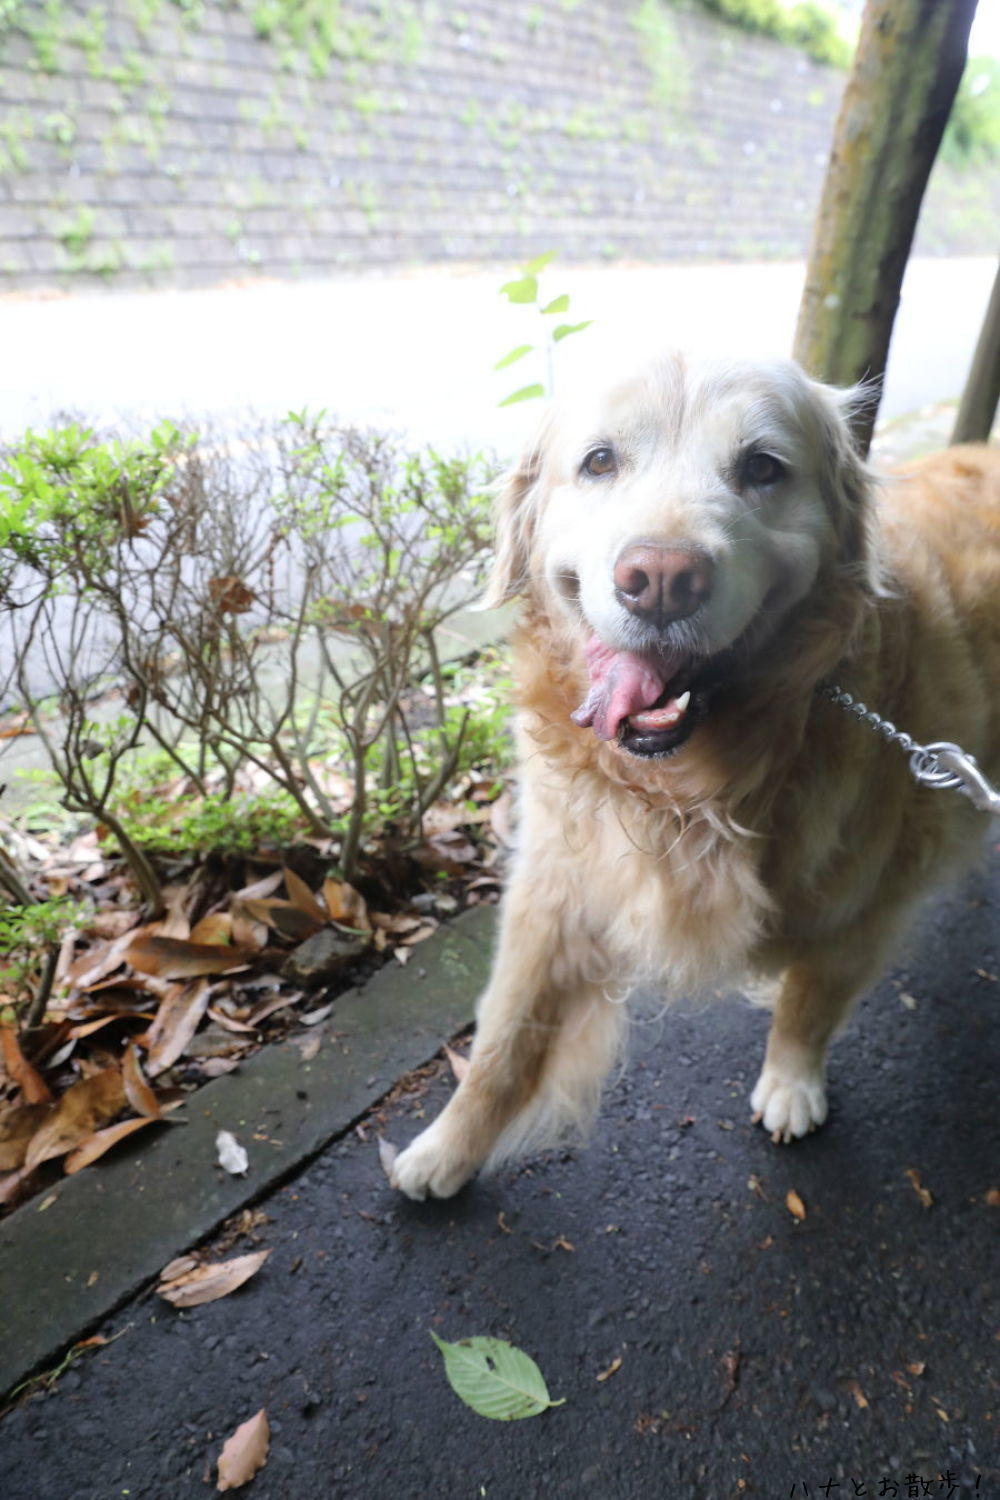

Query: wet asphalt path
1,846,998,1500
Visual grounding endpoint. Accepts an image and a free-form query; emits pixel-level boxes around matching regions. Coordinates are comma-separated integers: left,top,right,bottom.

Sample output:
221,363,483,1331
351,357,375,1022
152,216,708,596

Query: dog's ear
813,377,880,586
479,414,551,610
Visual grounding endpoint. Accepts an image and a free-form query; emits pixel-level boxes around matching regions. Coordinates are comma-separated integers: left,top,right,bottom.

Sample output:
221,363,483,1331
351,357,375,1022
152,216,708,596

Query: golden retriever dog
390,352,1000,1201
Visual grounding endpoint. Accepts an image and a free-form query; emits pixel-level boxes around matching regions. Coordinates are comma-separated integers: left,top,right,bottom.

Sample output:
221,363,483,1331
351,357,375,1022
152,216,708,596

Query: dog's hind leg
389,881,622,1200
749,949,874,1143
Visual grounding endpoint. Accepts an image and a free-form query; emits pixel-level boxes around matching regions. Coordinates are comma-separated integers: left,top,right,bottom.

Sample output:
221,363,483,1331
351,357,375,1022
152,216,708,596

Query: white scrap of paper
216,1129,250,1176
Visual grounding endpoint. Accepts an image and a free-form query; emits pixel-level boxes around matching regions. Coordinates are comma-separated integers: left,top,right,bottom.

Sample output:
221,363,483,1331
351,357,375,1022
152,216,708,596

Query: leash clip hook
911,743,1000,815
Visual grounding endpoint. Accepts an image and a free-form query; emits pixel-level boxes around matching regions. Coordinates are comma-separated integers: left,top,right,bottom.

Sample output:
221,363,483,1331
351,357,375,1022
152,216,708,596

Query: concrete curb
0,905,496,1400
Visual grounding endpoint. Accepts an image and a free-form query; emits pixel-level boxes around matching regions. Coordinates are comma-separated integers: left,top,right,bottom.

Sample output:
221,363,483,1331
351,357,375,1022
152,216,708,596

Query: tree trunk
793,0,978,454
951,257,1000,445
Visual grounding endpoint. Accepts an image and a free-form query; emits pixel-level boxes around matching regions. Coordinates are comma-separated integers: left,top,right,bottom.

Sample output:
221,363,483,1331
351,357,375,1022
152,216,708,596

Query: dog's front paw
750,1061,827,1143
388,1119,476,1201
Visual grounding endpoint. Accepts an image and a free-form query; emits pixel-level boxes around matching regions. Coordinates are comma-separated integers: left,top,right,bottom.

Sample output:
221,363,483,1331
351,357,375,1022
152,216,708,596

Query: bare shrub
1,413,499,894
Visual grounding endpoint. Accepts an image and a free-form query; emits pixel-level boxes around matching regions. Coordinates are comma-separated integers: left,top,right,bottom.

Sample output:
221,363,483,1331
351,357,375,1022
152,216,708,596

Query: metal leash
820,683,1000,816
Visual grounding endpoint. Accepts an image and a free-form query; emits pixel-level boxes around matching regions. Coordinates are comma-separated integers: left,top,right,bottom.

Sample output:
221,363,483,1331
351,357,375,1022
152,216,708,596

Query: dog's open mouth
570,637,710,758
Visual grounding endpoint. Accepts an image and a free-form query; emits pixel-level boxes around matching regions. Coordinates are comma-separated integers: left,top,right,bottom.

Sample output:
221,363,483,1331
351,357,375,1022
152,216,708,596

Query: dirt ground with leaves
0,765,510,1215
1,836,997,1499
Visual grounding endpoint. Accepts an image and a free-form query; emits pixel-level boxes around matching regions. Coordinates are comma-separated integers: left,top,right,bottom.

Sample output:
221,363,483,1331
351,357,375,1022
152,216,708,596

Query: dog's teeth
674,691,691,714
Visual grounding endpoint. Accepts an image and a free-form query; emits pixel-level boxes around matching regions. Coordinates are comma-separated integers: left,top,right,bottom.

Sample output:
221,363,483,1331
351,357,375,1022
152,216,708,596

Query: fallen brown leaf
229,905,269,952
421,801,472,835
245,993,297,1027
208,576,256,615
64,1115,161,1174
160,1254,198,1281
239,898,323,943
0,1102,53,1170
188,912,233,946
398,920,438,947
0,1164,38,1210
147,890,191,941
596,1355,622,1383
157,1249,271,1308
217,1408,270,1492
63,930,139,990
145,979,211,1076
785,1189,807,1221
904,1167,933,1208
67,1011,153,1041
1,1027,53,1104
321,877,370,930
23,1068,126,1169
87,909,142,941
233,870,285,902
985,1187,1000,1207
845,1378,869,1410
196,1057,242,1079
126,934,253,980
411,831,478,874
282,868,328,927
122,1041,161,1118
207,1007,260,1036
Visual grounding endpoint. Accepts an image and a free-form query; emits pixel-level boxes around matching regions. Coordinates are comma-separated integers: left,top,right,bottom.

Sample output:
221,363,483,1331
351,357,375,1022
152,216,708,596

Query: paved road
2,257,996,454
1,844,997,1498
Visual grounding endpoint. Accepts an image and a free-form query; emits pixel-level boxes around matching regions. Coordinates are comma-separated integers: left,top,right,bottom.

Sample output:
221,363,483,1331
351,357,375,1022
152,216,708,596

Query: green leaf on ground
429,1333,565,1420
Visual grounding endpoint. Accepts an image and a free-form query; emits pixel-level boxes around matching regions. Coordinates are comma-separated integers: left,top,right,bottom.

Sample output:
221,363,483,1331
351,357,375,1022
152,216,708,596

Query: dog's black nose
613,543,714,627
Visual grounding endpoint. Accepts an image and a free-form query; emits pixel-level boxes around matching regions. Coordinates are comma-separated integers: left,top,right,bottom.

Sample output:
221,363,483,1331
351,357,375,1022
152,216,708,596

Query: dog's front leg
389,876,619,1200
750,954,870,1142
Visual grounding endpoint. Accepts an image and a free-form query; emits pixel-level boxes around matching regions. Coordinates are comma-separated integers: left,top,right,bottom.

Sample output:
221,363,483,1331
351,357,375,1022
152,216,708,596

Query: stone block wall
0,0,995,291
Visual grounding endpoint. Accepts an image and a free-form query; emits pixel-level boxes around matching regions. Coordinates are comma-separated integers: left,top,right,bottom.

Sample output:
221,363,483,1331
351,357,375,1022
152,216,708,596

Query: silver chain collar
820,683,1000,816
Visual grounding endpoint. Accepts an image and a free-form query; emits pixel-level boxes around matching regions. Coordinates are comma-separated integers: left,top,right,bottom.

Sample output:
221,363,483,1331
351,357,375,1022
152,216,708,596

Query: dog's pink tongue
571,638,672,741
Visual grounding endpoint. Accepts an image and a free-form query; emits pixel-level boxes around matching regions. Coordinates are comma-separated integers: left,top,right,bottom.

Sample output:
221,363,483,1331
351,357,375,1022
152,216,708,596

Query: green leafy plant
694,0,853,69
1,419,193,914
112,761,307,856
2,413,502,895
632,0,686,106
0,897,84,1027
56,206,95,259
430,1334,565,1421
495,251,593,407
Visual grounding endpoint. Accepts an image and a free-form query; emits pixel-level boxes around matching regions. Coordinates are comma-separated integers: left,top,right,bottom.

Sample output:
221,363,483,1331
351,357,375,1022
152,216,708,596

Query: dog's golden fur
391,354,1000,1200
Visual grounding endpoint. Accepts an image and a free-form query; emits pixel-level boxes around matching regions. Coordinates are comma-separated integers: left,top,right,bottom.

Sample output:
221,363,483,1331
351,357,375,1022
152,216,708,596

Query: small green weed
0,897,84,1011
115,779,307,855
495,251,594,407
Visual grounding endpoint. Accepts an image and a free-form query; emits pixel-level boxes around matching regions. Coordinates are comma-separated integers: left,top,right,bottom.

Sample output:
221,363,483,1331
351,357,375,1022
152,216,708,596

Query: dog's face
486,353,872,758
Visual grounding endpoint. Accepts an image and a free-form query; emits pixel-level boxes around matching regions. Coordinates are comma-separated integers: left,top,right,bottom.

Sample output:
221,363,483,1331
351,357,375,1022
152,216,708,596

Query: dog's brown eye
582,446,616,477
743,451,785,487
